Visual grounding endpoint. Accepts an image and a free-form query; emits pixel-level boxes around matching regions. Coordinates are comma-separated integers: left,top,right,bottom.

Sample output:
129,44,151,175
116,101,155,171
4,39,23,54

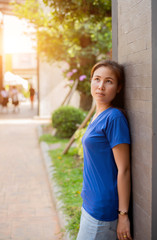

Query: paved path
0,102,63,240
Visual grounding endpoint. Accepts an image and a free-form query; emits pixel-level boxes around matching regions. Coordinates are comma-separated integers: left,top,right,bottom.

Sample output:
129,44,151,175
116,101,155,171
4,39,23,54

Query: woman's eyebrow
93,75,101,78
105,76,114,80
93,75,114,80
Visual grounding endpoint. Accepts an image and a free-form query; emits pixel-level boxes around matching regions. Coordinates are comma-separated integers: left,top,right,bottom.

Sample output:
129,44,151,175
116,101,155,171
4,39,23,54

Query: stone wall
117,1,152,239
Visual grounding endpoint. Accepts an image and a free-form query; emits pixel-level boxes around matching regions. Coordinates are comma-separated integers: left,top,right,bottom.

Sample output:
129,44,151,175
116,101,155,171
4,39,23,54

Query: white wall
39,60,80,117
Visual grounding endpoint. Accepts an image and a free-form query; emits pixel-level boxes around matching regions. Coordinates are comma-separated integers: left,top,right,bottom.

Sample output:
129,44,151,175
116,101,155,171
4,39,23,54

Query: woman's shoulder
107,107,127,121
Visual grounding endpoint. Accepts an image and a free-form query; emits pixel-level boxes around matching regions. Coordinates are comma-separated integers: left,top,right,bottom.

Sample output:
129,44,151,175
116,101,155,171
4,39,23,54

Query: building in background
5,53,37,89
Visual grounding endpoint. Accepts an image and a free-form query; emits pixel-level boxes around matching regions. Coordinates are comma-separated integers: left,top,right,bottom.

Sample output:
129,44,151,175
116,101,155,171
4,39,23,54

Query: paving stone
0,103,64,240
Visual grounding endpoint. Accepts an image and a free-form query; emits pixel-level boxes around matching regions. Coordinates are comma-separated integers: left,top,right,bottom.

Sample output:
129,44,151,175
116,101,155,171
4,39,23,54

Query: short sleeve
105,116,131,148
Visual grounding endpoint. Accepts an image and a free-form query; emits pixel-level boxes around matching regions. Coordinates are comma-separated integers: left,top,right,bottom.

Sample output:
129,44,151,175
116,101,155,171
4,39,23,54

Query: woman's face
91,66,121,105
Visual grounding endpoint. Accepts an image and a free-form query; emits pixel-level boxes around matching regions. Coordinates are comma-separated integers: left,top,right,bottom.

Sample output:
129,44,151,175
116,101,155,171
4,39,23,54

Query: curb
37,125,71,240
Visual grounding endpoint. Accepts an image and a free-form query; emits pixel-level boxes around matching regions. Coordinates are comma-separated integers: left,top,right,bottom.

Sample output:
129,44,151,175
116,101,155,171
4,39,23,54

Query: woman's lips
96,92,105,96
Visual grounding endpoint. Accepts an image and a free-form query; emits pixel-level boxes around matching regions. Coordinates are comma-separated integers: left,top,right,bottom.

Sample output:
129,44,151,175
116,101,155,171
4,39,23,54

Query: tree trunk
79,92,93,111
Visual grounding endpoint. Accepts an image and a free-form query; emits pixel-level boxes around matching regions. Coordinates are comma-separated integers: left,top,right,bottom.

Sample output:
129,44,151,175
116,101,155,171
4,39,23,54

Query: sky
3,15,36,54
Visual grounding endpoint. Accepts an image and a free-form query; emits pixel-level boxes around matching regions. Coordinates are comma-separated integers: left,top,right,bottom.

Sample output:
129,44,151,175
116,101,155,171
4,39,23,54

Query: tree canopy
13,0,112,95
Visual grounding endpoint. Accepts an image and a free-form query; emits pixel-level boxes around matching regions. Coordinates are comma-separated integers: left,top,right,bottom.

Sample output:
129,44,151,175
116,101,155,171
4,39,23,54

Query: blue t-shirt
81,107,130,221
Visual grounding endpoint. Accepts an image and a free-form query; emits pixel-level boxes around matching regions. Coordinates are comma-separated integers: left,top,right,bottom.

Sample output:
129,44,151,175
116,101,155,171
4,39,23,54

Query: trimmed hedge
52,106,86,138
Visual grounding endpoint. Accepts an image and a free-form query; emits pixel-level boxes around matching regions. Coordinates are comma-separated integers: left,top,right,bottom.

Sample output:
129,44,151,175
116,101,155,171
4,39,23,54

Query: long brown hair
91,60,125,109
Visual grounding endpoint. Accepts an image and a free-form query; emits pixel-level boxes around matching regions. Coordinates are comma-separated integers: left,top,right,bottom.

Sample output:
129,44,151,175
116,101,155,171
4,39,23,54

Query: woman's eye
95,78,100,81
106,80,112,83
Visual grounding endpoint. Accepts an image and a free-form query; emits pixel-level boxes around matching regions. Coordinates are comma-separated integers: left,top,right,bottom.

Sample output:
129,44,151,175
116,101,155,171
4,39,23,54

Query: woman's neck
95,103,112,115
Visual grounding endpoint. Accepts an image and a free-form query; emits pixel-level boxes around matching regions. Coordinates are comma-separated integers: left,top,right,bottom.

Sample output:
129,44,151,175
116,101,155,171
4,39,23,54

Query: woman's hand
117,215,132,240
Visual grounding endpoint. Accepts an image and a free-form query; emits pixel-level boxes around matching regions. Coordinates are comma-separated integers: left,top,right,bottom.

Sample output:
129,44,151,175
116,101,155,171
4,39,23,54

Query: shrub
52,106,86,138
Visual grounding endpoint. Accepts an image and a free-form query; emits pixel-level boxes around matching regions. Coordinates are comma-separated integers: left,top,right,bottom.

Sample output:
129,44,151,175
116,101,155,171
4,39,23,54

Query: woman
77,60,132,240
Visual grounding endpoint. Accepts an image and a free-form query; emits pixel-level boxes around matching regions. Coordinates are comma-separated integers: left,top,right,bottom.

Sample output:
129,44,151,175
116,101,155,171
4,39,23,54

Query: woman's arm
112,143,132,240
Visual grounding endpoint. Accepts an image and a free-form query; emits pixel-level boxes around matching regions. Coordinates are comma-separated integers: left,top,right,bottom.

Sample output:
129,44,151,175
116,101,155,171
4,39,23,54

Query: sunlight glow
3,15,36,54
0,119,50,125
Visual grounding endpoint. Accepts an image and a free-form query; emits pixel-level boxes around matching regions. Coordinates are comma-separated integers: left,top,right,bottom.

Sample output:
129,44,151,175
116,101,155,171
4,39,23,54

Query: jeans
76,207,118,240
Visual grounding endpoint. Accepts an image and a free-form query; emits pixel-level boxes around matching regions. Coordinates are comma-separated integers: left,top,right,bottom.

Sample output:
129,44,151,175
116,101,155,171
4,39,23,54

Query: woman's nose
98,81,105,90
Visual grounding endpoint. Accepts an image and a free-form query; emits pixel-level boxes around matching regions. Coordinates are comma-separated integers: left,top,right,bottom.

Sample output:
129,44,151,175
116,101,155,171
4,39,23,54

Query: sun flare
3,15,36,54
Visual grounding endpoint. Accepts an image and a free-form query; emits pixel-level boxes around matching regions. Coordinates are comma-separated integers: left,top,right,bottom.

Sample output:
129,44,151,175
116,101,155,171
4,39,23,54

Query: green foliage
21,89,29,99
12,0,112,95
43,0,111,23
52,106,86,138
75,126,88,159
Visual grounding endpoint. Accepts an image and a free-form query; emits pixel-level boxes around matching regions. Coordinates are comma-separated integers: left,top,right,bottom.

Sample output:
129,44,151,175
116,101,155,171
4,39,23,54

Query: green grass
39,134,68,144
40,134,83,239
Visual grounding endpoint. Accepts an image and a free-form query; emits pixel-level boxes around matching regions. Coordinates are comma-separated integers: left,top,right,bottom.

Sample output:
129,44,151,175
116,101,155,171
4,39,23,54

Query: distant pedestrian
11,86,20,113
29,84,35,109
1,87,9,113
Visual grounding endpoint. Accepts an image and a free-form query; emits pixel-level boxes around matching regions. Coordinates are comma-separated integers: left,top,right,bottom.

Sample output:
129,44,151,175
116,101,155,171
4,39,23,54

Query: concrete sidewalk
0,106,63,239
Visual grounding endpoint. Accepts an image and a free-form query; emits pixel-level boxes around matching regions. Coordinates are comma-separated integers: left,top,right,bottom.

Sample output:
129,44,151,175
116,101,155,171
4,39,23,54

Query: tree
13,0,112,109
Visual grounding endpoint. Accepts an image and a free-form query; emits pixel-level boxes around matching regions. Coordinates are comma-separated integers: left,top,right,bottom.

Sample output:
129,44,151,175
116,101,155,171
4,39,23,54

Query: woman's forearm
117,169,131,212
